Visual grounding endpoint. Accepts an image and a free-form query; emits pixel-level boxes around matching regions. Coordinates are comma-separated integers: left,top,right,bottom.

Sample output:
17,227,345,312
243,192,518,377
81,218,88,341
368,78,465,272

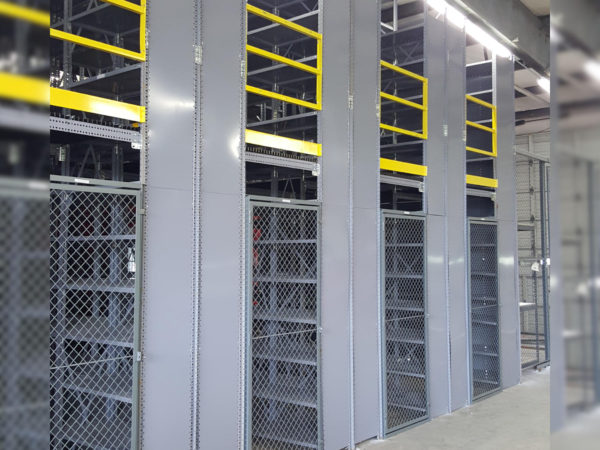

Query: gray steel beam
321,0,352,447
196,0,246,448
424,11,451,419
445,17,470,412
495,54,521,390
551,0,600,55
142,0,195,447
351,0,380,443
448,0,550,72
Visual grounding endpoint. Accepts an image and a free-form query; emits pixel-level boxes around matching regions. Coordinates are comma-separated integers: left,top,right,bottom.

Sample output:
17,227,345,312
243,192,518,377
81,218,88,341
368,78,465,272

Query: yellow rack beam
381,60,427,82
0,0,49,27
246,4,322,110
246,129,321,156
247,4,321,40
466,174,498,188
381,92,425,111
50,88,145,122
247,45,319,75
0,72,48,104
380,158,428,177
466,94,497,157
100,0,143,14
380,123,426,141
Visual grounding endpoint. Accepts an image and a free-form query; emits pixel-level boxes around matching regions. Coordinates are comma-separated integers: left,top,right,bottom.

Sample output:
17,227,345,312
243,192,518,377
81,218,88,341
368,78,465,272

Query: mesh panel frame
516,156,550,369
247,200,321,450
469,220,501,400
382,212,428,433
50,183,141,449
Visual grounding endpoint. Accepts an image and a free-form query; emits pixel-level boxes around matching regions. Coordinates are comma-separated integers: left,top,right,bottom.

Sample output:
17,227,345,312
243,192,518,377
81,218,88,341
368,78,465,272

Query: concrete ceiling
519,0,550,17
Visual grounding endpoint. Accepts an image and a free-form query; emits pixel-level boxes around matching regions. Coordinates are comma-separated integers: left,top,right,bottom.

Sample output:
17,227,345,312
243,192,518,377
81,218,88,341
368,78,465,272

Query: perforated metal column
247,200,321,449
469,220,501,400
382,212,428,433
50,182,141,449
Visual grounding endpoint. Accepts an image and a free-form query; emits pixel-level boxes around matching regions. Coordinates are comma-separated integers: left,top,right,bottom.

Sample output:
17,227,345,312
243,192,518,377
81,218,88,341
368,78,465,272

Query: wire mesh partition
382,212,428,433
0,184,49,449
469,220,501,400
50,182,141,449
248,200,321,449
516,155,549,369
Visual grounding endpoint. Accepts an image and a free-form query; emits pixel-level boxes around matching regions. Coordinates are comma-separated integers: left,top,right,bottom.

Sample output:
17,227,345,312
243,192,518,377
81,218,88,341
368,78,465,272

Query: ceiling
519,0,550,16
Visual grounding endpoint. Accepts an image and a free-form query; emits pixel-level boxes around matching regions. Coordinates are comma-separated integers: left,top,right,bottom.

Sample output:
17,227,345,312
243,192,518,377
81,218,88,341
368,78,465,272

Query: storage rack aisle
48,0,146,447
244,1,323,448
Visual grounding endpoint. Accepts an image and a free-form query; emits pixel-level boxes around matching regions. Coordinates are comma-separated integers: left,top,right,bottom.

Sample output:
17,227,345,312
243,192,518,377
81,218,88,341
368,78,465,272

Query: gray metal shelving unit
468,220,501,400
381,212,428,432
49,178,142,449
247,199,321,449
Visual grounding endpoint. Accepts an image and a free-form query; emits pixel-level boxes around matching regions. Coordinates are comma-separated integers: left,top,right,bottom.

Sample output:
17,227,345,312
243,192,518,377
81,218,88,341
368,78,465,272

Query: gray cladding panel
143,0,196,447
445,20,469,411
197,0,246,449
352,0,381,443
495,55,520,389
321,0,353,448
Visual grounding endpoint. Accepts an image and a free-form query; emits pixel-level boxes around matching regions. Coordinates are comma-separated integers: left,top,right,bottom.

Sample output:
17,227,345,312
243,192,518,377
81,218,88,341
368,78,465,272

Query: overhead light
427,0,446,15
465,21,511,58
446,5,465,29
584,60,600,82
537,77,550,93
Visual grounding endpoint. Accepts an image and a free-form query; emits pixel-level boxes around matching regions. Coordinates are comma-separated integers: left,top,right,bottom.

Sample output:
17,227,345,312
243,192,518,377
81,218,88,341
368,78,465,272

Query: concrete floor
360,368,550,450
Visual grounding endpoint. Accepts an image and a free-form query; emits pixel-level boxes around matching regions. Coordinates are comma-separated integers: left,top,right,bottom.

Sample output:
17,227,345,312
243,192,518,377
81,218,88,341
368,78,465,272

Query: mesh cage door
50,184,141,449
468,220,501,400
381,213,428,433
247,201,321,449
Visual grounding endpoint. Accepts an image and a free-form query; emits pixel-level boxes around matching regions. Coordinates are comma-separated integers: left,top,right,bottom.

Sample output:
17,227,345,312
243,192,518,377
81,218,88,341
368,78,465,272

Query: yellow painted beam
466,120,494,133
246,129,321,156
466,146,495,157
100,0,143,14
466,174,498,188
0,72,48,104
247,4,322,41
50,88,145,122
380,158,428,177
380,123,426,140
0,1,49,27
466,94,494,109
380,91,425,111
247,45,320,75
381,60,427,82
50,29,145,62
246,85,321,111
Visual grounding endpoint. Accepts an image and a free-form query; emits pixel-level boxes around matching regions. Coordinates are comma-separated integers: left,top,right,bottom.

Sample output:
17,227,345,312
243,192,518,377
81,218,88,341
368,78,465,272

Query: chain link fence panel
50,183,141,449
469,221,501,400
382,213,428,433
516,155,549,369
248,201,321,449
0,182,49,449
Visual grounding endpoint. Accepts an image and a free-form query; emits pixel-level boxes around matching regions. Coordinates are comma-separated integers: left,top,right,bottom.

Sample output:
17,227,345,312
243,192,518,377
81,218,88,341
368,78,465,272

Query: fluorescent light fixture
427,0,446,15
446,5,465,28
537,77,550,93
465,21,511,58
585,60,600,82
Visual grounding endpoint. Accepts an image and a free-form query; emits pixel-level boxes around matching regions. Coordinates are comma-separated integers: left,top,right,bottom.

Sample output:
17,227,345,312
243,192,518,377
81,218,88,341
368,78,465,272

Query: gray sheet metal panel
351,0,380,443
424,12,451,419
196,0,246,448
143,0,195,447
495,54,520,389
445,20,470,411
321,0,352,447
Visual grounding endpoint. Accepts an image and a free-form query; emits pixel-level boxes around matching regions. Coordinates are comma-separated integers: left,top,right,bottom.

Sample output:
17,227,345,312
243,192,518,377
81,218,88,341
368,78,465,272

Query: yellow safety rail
246,130,321,156
379,61,428,177
466,94,497,157
466,174,498,189
50,0,146,62
246,4,322,111
0,1,146,121
380,60,428,140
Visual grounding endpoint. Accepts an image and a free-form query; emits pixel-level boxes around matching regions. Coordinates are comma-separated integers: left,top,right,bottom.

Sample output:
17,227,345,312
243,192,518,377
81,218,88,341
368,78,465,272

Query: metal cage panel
50,183,141,449
381,213,428,433
247,201,321,449
469,220,501,400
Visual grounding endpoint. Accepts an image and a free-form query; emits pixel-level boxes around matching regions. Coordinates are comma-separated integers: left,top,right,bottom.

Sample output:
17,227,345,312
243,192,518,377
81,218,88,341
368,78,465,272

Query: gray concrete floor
359,368,550,450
